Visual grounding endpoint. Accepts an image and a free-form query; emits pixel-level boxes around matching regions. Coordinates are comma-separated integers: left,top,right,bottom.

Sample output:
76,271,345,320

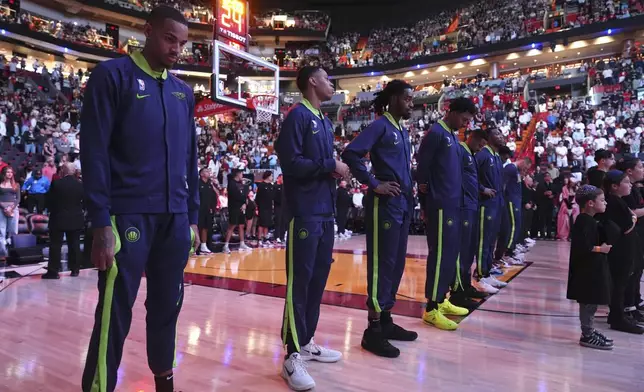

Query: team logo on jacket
393,133,400,145
172,92,186,100
445,136,452,147
125,227,141,242
463,220,469,227
383,221,392,230
137,79,145,91
447,219,454,226
487,216,492,221
298,228,309,240
311,120,318,129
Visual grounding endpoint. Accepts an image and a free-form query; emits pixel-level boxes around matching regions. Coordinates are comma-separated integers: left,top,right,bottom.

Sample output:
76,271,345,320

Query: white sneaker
199,244,212,254
300,338,342,363
482,276,507,288
239,243,252,251
346,230,352,235
222,245,231,254
525,238,535,244
515,245,528,253
282,353,315,391
276,238,282,244
473,278,499,294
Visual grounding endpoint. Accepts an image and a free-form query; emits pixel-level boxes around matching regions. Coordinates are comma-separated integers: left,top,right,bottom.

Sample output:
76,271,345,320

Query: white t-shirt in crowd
593,137,608,151
572,146,584,160
614,127,627,140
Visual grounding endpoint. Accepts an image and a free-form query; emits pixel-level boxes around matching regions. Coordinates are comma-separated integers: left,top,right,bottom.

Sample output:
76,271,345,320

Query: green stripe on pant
507,202,516,249
431,209,444,302
371,197,382,312
90,216,122,392
284,219,300,351
477,206,485,277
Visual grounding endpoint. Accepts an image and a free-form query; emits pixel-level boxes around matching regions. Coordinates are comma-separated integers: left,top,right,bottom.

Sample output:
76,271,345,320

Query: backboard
211,40,280,116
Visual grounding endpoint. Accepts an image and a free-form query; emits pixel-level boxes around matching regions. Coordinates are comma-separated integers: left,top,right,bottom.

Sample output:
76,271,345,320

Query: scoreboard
215,0,249,50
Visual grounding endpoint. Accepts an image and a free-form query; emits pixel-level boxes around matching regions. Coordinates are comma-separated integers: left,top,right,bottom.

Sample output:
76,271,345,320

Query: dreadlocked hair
371,80,413,116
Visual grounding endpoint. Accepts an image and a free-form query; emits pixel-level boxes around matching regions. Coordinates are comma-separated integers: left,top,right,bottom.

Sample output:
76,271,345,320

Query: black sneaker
579,333,613,350
464,286,489,299
41,272,60,280
592,330,614,345
628,310,644,324
70,270,80,277
380,312,418,341
610,319,644,334
361,327,400,358
448,292,479,310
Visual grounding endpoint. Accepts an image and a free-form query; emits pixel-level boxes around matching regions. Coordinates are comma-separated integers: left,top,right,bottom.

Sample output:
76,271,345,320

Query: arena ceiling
252,0,474,33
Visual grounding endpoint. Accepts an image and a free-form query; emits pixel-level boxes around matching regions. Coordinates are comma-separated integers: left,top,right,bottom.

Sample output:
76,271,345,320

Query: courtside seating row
16,207,49,241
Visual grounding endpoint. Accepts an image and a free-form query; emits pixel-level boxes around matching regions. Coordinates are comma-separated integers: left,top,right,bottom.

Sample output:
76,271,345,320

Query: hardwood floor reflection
1,239,643,391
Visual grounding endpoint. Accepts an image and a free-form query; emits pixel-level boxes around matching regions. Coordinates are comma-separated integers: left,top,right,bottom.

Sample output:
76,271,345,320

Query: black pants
336,208,348,235
625,268,643,309
608,262,630,324
538,205,554,238
274,206,285,240
27,193,46,214
521,208,534,241
48,229,82,273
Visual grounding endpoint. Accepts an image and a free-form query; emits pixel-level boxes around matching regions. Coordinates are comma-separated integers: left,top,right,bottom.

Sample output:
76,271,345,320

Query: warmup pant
282,218,334,354
425,206,460,304
454,208,477,292
82,214,192,392
477,201,501,277
365,195,410,312
495,200,521,260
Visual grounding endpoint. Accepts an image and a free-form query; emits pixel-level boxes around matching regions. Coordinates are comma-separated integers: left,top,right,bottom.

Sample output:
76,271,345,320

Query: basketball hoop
248,95,278,123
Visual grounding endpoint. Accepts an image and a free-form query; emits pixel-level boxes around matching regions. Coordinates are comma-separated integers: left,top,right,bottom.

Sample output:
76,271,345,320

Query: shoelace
292,356,310,374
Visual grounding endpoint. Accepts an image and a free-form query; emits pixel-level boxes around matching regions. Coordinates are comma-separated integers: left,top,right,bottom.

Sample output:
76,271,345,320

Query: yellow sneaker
422,309,458,331
438,299,470,316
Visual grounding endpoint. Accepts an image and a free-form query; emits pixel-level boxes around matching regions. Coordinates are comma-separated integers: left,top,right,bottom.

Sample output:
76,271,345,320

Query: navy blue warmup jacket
503,162,522,204
475,145,503,206
341,113,412,211
275,98,336,220
459,142,479,211
416,119,462,209
80,52,199,228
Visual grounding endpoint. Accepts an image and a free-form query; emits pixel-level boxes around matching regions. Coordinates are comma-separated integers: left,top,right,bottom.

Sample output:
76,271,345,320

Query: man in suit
42,163,84,279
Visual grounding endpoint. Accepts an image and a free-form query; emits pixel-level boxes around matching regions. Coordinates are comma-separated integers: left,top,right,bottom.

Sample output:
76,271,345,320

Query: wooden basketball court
1,236,642,391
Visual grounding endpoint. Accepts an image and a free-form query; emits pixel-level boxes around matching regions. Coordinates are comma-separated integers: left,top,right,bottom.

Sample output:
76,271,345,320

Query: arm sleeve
475,150,488,193
186,92,200,225
341,123,385,189
276,111,336,178
79,64,117,228
416,130,441,187
22,177,32,191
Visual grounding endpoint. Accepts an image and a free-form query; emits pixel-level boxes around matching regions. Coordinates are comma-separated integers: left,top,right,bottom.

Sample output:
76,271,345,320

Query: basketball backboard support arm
211,40,280,115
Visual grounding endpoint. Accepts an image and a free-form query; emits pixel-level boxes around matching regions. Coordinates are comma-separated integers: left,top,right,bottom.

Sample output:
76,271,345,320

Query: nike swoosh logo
394,141,400,145
311,350,322,356
312,130,320,134
137,94,150,99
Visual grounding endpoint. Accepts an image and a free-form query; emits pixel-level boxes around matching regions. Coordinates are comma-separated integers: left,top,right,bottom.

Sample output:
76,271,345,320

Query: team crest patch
447,219,454,226
298,229,309,240
137,79,145,91
125,227,140,242
311,120,318,129
383,221,392,230
172,91,186,100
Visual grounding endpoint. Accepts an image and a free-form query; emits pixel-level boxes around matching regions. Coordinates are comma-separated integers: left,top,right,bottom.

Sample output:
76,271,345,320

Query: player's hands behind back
374,181,401,196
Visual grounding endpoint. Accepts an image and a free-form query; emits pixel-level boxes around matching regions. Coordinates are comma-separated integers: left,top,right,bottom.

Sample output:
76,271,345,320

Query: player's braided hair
371,80,413,116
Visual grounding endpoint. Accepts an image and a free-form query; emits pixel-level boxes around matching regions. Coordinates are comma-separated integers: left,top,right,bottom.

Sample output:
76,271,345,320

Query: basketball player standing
342,80,418,358
80,7,199,392
417,97,477,330
275,66,350,391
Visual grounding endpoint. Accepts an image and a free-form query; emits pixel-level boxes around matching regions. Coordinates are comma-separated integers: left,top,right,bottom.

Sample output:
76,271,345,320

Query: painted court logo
383,221,392,230
125,227,140,242
298,229,309,240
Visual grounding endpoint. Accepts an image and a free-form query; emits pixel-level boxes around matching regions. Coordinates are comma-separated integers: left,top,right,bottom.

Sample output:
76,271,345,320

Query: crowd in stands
251,10,330,32
0,0,641,72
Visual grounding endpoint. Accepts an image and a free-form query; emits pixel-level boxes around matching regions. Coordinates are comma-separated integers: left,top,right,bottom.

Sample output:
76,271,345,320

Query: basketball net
249,95,277,123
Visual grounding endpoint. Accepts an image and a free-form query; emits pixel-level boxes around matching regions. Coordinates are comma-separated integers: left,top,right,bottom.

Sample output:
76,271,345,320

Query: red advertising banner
194,98,236,117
